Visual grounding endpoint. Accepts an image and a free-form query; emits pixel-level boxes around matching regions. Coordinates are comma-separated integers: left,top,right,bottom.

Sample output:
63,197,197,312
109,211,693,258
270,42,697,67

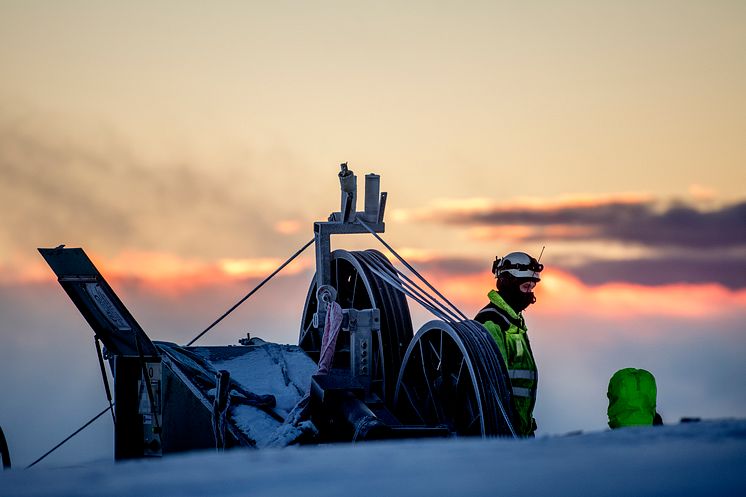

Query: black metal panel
38,246,158,357
113,356,147,460
160,361,219,454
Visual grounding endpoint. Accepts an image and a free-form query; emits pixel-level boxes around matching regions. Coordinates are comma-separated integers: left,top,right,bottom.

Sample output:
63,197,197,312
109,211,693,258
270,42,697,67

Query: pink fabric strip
317,301,343,375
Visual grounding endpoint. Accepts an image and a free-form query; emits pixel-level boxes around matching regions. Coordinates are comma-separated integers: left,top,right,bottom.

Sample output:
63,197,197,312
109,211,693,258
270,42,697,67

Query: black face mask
499,284,536,313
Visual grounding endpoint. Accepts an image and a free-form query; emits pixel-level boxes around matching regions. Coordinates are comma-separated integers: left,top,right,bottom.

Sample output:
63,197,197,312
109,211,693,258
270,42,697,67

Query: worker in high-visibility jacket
475,251,543,436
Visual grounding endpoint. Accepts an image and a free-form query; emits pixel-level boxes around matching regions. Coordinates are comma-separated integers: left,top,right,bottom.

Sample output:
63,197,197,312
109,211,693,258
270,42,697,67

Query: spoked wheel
393,320,516,437
299,249,413,405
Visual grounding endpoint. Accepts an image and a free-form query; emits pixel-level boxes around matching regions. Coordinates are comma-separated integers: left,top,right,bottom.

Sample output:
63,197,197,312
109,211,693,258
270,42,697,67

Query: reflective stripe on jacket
475,289,538,436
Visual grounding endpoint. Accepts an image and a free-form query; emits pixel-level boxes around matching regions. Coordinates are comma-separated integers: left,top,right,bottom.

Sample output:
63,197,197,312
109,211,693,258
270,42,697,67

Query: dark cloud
606,202,746,249
556,256,746,290
417,197,746,287
402,253,746,289
440,201,746,249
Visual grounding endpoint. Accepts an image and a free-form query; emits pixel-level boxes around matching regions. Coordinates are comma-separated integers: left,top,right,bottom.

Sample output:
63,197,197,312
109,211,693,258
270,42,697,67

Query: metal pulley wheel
299,249,413,405
393,320,516,437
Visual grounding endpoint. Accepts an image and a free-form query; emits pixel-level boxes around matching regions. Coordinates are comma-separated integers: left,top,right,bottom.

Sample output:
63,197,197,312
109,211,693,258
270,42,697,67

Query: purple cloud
439,201,746,249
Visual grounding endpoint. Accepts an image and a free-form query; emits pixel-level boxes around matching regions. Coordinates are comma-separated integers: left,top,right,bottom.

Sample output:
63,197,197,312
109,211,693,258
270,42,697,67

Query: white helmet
492,252,543,281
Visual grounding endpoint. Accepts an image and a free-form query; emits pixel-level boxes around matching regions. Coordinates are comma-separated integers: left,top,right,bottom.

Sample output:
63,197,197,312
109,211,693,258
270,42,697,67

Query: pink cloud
3,250,311,297
424,268,746,325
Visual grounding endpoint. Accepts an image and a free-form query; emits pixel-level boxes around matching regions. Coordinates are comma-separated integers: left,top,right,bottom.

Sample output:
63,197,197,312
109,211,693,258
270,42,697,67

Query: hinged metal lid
38,246,159,357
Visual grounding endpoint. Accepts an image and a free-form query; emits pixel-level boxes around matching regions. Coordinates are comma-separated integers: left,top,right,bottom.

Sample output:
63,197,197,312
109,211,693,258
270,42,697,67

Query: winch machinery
38,165,516,460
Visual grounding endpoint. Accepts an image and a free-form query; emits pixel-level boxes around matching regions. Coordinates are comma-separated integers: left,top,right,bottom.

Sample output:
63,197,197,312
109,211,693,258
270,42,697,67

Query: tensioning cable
357,219,468,320
25,405,113,469
186,238,314,346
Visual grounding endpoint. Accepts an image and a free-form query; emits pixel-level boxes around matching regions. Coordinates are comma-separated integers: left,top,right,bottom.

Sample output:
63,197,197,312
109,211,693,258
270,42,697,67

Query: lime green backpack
607,368,657,429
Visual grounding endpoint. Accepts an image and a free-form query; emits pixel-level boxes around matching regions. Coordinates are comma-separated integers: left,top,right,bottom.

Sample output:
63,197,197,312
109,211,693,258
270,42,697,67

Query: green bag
607,368,657,429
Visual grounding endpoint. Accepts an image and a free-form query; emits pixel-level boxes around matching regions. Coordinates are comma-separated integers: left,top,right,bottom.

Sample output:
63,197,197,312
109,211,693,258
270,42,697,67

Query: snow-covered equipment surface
156,341,319,450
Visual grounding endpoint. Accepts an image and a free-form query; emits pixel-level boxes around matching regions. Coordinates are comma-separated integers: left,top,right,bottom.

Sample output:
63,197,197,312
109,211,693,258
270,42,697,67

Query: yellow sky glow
0,1,744,312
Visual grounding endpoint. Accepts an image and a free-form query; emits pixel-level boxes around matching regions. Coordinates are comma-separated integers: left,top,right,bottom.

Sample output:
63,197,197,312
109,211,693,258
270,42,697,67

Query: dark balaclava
498,276,536,313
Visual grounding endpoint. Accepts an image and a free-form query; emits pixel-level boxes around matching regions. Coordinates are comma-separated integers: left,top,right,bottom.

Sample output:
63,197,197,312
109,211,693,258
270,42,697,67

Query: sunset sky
1,1,745,467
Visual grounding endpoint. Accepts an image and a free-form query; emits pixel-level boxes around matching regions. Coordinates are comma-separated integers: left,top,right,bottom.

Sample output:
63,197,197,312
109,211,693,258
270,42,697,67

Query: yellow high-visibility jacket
475,290,538,436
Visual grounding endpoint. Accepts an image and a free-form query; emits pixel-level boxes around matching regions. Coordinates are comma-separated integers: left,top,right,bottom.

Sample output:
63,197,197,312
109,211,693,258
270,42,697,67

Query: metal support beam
346,308,379,391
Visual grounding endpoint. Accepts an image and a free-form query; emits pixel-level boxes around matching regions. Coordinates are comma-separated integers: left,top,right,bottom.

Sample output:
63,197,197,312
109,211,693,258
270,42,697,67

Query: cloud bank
397,196,746,288
413,197,746,249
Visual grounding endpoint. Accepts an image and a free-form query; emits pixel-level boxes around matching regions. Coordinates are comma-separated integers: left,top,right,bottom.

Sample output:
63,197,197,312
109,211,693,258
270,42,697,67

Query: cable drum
393,320,516,437
457,320,516,436
355,250,414,377
299,249,413,405
298,236,516,437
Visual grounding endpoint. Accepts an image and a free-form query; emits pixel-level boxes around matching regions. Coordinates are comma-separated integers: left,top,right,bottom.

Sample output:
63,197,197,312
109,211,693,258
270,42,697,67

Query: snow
207,341,317,415
2,419,744,497
212,343,319,448
187,340,319,448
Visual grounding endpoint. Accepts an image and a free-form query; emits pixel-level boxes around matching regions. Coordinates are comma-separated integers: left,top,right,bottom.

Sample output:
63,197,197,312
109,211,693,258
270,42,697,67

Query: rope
26,405,113,469
212,370,231,452
187,238,314,346
95,337,116,426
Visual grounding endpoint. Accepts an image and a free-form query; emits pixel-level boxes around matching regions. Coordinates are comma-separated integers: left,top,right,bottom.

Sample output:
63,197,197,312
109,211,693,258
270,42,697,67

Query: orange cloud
537,269,746,320
426,268,746,324
468,224,596,242
468,225,538,241
688,184,717,202
8,249,745,323
0,257,53,285
353,249,746,325
3,250,311,297
274,220,303,235
219,257,304,278
392,248,439,263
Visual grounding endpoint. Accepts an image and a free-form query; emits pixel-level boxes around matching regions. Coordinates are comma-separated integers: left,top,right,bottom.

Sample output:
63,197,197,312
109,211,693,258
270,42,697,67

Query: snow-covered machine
39,165,515,460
